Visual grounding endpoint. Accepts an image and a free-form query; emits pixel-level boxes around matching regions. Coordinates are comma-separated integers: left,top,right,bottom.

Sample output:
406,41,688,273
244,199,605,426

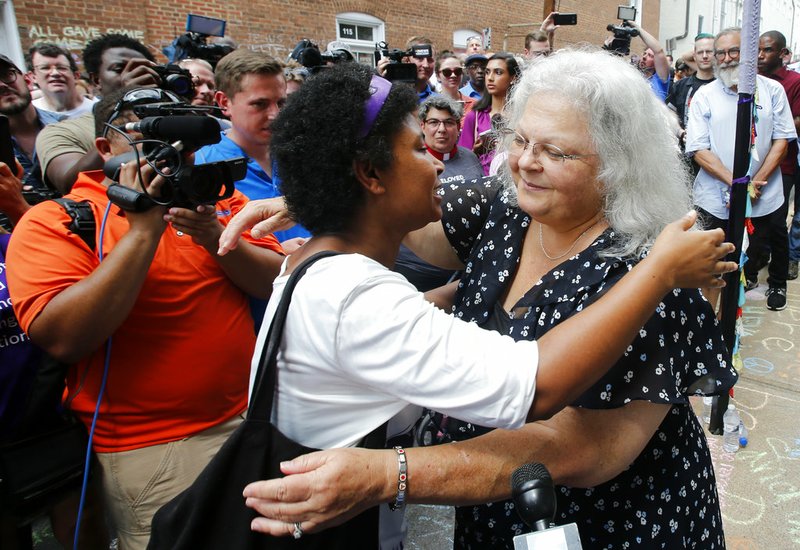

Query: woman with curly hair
226,61,735,544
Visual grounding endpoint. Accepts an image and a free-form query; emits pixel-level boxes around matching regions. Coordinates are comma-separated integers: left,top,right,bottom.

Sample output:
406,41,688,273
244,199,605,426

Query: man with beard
686,27,796,311
0,54,62,230
758,30,800,282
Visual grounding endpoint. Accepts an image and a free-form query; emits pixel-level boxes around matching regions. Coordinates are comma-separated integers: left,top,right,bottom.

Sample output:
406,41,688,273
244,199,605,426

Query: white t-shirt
33,96,96,120
250,253,539,449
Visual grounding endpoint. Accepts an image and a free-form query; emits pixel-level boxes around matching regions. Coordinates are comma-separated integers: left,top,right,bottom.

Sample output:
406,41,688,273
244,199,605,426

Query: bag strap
53,198,96,252
248,250,341,419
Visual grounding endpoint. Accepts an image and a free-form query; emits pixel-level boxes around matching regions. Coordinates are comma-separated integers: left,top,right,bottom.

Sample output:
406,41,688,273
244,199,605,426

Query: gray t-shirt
439,146,483,186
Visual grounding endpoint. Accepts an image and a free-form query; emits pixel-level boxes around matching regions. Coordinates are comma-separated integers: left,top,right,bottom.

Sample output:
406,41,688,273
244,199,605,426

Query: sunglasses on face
440,67,463,78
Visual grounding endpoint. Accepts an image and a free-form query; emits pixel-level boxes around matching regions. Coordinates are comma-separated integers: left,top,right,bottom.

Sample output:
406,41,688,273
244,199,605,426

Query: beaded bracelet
388,446,407,511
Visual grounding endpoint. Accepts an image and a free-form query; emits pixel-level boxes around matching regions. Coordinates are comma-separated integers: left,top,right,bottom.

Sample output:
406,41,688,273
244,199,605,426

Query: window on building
335,12,385,67
453,29,483,53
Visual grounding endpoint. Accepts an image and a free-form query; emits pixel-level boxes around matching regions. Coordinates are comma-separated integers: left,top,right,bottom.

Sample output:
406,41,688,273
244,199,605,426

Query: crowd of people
0,9,795,550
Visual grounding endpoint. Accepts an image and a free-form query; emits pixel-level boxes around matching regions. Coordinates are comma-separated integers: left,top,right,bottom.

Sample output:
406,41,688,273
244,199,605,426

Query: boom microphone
511,463,582,550
123,116,221,147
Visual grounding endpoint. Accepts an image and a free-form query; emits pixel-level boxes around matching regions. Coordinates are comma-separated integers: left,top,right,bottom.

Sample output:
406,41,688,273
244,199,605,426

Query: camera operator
177,58,216,106
7,85,285,550
627,20,671,100
35,33,161,195
377,36,439,102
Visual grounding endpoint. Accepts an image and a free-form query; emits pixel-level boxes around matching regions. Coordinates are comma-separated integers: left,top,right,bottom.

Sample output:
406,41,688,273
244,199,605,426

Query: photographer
378,36,438,101
628,20,671,100
7,86,284,550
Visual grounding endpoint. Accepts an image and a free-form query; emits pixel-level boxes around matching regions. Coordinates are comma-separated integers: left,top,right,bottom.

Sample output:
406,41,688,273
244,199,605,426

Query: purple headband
359,74,392,138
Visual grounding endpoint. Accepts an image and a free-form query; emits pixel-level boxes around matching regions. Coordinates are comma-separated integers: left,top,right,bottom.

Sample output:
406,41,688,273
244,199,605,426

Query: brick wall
13,0,661,69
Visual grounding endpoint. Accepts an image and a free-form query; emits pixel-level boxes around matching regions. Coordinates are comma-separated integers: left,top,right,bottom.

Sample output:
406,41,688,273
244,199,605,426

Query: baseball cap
0,54,22,72
465,53,488,66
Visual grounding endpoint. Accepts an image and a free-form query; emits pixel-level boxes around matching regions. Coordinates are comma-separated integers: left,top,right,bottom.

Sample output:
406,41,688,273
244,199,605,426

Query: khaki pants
95,415,242,550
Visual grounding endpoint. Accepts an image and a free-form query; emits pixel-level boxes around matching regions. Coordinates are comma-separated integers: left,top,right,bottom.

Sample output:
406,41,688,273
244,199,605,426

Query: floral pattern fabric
440,177,737,549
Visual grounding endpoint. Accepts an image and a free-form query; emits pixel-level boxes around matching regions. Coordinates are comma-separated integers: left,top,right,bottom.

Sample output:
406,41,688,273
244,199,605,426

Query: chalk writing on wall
27,25,145,50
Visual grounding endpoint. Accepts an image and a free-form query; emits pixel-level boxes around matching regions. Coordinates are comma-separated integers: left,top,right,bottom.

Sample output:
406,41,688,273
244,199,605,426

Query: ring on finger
292,522,303,539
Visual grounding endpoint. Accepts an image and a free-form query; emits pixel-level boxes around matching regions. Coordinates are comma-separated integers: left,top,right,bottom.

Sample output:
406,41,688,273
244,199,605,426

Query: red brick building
4,0,661,69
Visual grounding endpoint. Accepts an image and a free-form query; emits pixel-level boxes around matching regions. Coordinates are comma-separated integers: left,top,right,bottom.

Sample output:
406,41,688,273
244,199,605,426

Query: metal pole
710,0,761,434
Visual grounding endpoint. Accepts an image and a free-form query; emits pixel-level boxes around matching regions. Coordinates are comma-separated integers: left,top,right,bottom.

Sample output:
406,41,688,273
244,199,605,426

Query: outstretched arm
631,21,670,82
244,401,670,536
526,211,734,420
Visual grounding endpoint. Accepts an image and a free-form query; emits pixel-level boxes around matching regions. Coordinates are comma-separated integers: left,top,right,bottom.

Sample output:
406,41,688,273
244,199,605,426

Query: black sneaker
745,278,758,291
789,261,799,281
766,287,787,311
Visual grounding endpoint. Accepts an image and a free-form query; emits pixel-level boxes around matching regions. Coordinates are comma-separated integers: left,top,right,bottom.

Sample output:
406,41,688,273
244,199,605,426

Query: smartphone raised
0,116,16,170
553,13,578,26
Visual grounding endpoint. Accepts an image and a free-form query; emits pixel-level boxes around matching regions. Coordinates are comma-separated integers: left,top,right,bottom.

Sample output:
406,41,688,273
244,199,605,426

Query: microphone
123,116,221,147
511,463,582,550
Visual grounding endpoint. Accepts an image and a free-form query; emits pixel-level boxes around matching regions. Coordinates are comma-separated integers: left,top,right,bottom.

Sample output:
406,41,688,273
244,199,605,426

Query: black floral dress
440,178,737,549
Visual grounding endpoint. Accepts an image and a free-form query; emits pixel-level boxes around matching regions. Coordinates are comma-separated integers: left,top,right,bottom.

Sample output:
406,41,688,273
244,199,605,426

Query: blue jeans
787,172,800,262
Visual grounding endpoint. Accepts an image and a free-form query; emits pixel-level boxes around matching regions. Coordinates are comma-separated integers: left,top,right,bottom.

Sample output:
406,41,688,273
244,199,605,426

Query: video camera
103,102,245,212
374,41,432,83
289,39,353,73
605,6,640,56
171,14,235,69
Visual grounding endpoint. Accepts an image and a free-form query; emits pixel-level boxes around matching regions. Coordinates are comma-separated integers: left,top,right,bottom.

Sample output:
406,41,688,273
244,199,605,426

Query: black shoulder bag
149,251,383,549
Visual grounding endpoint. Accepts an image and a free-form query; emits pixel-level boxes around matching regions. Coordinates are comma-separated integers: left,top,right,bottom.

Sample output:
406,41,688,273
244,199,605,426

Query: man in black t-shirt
668,33,716,131
667,33,716,177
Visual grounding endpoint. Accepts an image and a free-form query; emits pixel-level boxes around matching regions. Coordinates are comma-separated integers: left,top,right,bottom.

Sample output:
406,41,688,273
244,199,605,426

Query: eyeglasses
440,67,463,78
103,88,183,137
34,64,72,74
0,67,20,85
507,130,596,163
424,118,458,129
714,47,740,60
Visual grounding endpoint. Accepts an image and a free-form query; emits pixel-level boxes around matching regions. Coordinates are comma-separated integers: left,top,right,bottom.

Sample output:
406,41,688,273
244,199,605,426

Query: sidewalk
713,276,800,549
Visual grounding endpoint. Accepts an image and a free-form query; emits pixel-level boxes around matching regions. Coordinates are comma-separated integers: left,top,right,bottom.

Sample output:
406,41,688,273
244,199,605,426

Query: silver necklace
538,220,602,261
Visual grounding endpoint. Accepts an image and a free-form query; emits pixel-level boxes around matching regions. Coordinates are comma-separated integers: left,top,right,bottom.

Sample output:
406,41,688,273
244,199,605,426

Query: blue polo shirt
418,85,439,103
195,132,310,242
459,81,482,99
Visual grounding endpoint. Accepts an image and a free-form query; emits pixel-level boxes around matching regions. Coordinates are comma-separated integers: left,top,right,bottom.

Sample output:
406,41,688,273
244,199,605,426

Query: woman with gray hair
236,49,735,548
